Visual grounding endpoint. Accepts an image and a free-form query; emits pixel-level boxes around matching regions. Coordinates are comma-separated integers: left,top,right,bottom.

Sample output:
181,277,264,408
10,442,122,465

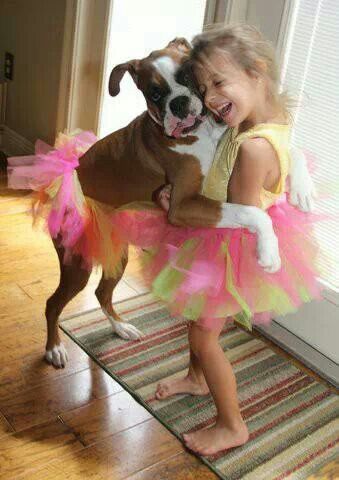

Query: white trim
1,126,34,156
55,0,111,136
67,0,86,133
256,320,339,389
224,0,248,24
55,0,79,135
204,0,218,26
94,0,114,137
276,0,297,65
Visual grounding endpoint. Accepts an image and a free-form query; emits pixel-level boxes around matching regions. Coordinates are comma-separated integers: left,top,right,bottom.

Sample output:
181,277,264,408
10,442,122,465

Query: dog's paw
257,233,281,273
112,320,144,340
102,308,144,340
45,343,68,368
289,180,317,213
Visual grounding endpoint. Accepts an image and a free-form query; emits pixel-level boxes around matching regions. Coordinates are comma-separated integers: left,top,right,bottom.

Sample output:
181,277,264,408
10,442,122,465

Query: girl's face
195,50,261,128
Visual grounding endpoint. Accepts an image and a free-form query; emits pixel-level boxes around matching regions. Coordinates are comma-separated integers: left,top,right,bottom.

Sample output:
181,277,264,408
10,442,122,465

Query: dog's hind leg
95,248,144,340
45,240,91,368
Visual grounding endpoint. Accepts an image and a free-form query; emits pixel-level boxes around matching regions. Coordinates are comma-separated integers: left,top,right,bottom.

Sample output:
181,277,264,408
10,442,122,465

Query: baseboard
255,321,339,389
0,125,34,156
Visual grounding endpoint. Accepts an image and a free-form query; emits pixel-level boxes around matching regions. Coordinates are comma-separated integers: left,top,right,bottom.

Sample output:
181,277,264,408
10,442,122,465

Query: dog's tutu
7,131,129,276
114,198,324,330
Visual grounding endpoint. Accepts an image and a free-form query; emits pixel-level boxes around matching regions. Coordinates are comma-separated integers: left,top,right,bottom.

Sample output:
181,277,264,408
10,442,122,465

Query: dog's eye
178,72,190,86
183,73,190,84
150,89,162,102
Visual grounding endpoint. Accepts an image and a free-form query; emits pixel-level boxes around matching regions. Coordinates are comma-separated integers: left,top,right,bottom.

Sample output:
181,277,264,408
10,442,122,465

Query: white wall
99,0,206,138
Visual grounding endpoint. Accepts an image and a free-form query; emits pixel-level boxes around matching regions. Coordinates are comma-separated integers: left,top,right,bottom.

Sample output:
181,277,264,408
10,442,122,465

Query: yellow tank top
202,123,291,210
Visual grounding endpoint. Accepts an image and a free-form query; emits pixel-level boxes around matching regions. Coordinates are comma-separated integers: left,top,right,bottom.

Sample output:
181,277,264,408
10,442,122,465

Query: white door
245,0,339,386
98,0,207,138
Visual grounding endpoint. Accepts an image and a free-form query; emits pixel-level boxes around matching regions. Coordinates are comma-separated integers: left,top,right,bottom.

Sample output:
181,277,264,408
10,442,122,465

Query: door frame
55,0,111,137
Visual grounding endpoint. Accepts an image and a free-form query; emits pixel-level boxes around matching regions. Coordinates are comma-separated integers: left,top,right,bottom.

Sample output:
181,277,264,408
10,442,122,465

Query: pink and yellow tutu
7,131,128,276
7,130,323,331
114,201,323,330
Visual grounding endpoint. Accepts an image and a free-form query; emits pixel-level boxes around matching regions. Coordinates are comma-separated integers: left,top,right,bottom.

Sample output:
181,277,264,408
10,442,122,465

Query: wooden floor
0,171,337,480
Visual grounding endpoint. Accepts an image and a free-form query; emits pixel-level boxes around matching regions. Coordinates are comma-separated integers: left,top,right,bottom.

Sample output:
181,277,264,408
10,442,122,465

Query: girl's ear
254,59,268,74
247,60,267,81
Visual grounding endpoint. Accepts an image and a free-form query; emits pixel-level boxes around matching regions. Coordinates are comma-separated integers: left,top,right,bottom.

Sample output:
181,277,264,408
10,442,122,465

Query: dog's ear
166,37,191,54
109,60,140,96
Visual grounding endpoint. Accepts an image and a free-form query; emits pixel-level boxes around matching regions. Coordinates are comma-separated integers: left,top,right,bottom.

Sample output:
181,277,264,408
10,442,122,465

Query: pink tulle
7,131,96,190
7,131,97,255
114,195,323,328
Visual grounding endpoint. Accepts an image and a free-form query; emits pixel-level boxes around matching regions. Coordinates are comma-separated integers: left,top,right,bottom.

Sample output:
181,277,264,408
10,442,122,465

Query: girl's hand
155,184,172,212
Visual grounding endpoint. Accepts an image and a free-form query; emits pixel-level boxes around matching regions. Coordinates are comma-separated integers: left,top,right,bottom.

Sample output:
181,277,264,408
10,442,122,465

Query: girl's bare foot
183,420,249,456
155,374,210,400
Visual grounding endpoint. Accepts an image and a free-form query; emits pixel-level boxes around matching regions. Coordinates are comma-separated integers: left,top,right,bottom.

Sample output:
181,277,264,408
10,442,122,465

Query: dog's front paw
45,343,68,368
102,308,144,340
257,233,281,274
289,178,317,212
112,320,144,340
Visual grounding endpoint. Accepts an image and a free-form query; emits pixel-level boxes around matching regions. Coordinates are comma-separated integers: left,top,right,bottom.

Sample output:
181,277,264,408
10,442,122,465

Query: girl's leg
183,321,249,455
155,322,209,399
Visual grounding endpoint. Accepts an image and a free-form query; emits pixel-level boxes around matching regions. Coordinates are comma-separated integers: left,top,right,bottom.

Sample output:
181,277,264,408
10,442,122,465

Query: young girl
133,25,322,456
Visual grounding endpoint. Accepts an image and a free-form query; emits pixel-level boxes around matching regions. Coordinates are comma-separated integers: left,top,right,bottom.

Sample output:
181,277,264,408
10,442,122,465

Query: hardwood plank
0,337,94,400
0,195,31,216
19,462,106,480
0,411,14,439
60,390,152,446
125,451,218,480
0,365,123,431
0,418,84,480
20,419,183,480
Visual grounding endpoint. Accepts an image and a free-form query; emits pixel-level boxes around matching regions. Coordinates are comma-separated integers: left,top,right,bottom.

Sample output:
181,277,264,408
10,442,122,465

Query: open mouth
170,114,206,138
218,102,232,119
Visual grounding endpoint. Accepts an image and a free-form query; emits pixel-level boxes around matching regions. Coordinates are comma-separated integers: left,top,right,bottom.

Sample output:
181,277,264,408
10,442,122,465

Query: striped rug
60,293,339,480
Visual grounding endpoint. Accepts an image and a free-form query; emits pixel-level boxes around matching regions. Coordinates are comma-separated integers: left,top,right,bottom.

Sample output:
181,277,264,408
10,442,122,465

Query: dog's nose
169,96,190,119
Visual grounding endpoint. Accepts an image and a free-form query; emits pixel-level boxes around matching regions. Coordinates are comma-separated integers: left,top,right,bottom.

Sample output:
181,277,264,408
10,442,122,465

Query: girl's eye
214,80,224,87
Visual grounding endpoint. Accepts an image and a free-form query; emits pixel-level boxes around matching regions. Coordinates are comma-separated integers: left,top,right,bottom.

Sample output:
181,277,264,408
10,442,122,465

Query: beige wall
0,0,66,145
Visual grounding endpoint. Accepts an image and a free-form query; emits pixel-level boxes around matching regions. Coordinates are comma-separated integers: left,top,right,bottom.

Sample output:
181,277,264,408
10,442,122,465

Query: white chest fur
170,119,227,176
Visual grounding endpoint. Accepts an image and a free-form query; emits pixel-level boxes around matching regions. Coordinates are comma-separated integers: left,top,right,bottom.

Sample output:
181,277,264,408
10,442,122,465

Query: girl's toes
155,383,167,399
200,446,213,456
155,388,163,399
183,434,197,451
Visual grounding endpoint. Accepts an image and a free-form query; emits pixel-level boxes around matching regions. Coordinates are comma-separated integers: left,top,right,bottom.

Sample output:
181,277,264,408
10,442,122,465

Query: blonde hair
191,24,292,120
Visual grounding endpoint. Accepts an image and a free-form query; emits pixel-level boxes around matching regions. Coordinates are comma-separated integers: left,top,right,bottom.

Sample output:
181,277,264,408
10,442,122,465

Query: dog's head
109,38,207,138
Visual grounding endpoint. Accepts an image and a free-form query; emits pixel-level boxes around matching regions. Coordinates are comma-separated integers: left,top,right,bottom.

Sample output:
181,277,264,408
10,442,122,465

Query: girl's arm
227,139,271,207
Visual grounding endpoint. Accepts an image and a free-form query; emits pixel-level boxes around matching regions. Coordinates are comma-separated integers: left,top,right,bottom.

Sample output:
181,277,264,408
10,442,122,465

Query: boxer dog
44,38,314,367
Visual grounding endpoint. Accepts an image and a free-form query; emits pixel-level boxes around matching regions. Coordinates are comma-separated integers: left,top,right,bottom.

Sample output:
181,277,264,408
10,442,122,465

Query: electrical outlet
4,52,14,81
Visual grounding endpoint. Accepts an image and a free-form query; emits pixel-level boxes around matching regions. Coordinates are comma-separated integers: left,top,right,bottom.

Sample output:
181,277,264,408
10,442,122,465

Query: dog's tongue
171,114,196,138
